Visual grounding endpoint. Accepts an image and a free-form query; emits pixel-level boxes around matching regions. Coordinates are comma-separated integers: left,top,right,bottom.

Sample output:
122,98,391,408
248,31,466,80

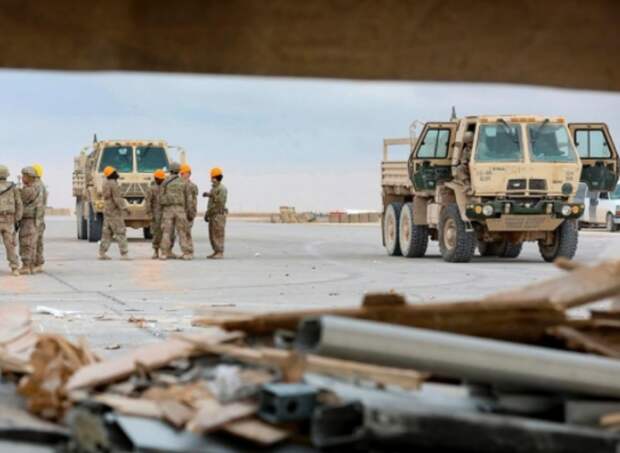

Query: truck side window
575,130,611,158
417,129,450,159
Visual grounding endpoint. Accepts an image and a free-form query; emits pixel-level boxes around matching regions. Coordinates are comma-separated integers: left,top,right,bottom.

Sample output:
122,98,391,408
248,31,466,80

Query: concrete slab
0,217,618,356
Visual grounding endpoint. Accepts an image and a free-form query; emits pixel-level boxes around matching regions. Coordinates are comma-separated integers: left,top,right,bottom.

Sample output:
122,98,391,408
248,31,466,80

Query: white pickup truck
580,183,620,231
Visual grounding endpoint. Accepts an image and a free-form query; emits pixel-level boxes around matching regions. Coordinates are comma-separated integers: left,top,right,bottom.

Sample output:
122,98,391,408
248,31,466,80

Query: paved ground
0,217,618,356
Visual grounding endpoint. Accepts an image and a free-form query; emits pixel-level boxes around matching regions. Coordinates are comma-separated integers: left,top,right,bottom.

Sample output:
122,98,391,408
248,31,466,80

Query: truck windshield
136,146,169,173
527,123,577,162
475,123,523,162
98,146,133,173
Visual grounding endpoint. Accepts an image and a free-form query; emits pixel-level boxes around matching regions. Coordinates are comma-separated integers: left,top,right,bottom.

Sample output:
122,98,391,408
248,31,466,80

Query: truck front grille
528,179,547,191
507,179,526,191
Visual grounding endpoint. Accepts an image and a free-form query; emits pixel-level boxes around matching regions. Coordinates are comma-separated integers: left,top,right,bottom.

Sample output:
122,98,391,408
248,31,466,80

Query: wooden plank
548,326,620,359
223,418,289,445
187,400,257,434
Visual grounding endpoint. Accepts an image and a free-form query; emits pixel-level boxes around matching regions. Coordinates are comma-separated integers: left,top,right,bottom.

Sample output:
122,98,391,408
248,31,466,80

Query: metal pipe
296,316,620,398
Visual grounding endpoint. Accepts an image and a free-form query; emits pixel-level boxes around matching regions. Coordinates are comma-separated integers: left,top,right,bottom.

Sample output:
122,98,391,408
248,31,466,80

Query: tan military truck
73,137,186,242
381,115,618,262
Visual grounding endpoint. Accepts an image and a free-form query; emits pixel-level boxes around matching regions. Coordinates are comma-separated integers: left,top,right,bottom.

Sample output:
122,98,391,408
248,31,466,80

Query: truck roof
95,139,169,147
463,115,566,123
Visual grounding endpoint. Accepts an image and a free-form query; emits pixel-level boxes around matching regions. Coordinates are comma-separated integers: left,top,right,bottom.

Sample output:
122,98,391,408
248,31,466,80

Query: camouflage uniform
207,181,228,254
99,179,129,257
33,179,47,269
160,174,193,258
145,181,164,252
0,169,23,272
19,172,45,271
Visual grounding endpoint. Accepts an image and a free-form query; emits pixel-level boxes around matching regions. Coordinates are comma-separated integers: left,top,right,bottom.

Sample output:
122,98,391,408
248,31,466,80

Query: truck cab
382,115,618,263
73,139,186,242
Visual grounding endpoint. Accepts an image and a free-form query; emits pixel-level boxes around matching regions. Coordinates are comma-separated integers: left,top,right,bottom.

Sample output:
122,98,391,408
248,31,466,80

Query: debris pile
271,206,316,224
2,259,620,451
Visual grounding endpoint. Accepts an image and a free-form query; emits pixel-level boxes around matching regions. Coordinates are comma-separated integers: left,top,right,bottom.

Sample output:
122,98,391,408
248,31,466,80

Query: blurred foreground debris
2,259,620,451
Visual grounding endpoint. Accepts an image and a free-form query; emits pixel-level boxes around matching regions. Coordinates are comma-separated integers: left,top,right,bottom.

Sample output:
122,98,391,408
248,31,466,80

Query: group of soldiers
98,162,228,261
0,165,47,276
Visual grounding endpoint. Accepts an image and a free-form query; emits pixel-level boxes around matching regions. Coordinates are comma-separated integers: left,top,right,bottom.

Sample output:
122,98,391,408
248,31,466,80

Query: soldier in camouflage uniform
203,167,228,259
180,163,197,253
145,169,167,259
18,167,46,274
32,164,47,273
159,162,193,260
0,165,23,276
98,166,130,260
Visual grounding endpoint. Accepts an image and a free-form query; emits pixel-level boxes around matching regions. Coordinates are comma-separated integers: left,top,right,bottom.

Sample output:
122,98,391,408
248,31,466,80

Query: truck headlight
482,205,494,216
561,205,572,216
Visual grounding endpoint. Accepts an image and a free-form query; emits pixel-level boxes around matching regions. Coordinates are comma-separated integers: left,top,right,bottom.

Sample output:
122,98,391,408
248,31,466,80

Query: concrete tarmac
0,217,618,356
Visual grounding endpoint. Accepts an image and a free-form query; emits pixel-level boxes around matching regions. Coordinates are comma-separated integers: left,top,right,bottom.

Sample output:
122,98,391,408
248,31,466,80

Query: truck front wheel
399,202,428,258
383,202,403,256
76,200,88,240
538,220,578,262
87,204,103,243
439,204,475,263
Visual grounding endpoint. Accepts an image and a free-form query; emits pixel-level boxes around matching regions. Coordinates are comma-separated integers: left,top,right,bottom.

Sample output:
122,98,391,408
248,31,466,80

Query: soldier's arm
112,183,128,212
145,188,153,217
216,186,228,207
14,188,23,222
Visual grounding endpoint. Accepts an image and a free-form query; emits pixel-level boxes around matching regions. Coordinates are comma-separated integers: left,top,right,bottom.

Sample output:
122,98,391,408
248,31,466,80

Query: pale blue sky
1,70,619,211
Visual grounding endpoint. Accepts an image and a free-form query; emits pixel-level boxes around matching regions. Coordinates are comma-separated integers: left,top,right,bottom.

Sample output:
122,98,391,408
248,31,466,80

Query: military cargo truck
73,138,186,242
381,115,618,262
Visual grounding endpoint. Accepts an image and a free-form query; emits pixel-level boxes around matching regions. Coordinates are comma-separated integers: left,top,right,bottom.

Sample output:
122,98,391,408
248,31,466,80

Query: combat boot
18,266,32,275
181,254,193,261
208,252,224,260
10,268,20,277
32,265,43,274
207,252,217,259
152,249,159,260
98,253,112,260
168,252,179,259
120,254,130,261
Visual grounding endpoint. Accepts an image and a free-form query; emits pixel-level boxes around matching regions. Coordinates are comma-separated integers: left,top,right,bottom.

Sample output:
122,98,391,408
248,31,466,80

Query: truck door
408,122,456,192
569,123,619,192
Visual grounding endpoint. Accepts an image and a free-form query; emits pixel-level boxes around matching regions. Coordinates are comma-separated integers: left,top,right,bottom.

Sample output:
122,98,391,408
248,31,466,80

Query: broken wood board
223,417,289,445
0,304,38,374
187,400,257,434
548,326,620,359
66,330,243,391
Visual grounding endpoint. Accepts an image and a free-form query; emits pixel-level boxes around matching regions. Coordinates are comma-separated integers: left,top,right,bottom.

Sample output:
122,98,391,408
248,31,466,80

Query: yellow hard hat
154,169,166,180
33,164,44,178
210,167,223,178
180,163,192,175
103,166,116,177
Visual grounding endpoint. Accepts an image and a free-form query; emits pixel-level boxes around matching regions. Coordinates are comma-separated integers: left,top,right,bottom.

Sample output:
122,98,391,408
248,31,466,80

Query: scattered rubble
2,259,620,451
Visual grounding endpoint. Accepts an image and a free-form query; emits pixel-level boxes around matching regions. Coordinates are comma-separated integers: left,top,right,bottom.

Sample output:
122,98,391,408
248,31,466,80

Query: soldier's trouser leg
152,220,162,250
111,218,128,255
160,209,175,255
209,214,226,253
172,207,193,255
99,218,114,254
0,221,19,270
19,218,37,267
35,222,45,266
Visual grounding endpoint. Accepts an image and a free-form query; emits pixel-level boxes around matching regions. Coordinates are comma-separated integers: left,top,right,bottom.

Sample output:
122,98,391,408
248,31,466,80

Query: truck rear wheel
383,202,403,256
439,204,475,263
143,227,154,240
538,220,578,262
399,202,428,257
87,204,103,243
495,240,523,258
607,214,618,232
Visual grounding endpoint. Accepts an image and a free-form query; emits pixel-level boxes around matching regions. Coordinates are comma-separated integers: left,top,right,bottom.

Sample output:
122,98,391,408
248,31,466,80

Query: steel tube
296,316,620,398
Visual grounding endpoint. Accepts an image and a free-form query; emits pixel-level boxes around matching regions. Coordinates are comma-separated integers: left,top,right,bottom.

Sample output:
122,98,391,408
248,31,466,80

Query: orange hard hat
153,169,166,180
180,163,192,175
210,167,223,178
103,166,116,177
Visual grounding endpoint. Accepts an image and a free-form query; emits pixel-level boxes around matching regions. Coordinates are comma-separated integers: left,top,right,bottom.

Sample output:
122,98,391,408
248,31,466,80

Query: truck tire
383,202,403,256
478,241,495,257
399,202,429,258
87,204,103,243
76,200,88,240
607,213,618,232
439,204,476,263
538,220,578,262
494,240,523,258
143,227,154,240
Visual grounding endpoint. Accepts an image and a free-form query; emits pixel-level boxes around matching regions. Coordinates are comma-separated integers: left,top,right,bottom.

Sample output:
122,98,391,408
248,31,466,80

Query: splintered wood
0,304,38,374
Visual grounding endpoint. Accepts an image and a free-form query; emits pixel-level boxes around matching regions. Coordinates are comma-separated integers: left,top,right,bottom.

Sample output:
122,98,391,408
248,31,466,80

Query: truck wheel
399,203,428,258
538,220,578,262
87,204,103,243
383,202,403,256
478,241,496,257
494,240,523,258
439,204,475,263
143,227,154,240
76,200,88,240
607,214,618,232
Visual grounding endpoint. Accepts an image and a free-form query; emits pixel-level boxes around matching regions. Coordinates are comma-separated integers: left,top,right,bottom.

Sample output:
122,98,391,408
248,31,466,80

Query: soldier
98,166,130,260
159,162,193,260
18,166,45,274
32,163,47,273
203,167,228,259
180,163,197,254
0,165,23,276
145,169,166,259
